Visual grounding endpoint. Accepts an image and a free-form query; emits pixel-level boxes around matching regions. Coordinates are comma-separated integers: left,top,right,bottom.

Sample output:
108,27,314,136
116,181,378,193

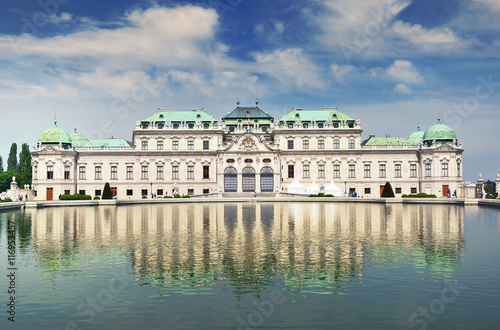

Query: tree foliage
0,171,16,193
0,155,3,173
7,143,18,172
102,182,113,200
17,143,32,188
381,181,395,198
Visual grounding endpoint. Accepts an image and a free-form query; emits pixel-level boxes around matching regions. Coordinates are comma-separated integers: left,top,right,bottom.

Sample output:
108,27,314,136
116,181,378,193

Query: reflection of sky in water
26,203,464,296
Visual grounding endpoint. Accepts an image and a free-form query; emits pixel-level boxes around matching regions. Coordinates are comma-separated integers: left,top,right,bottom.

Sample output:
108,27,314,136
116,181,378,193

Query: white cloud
252,48,323,89
385,60,424,85
50,12,72,24
393,83,411,94
474,0,500,12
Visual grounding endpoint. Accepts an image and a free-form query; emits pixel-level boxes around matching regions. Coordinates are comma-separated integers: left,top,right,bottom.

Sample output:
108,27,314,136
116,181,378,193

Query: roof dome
407,125,424,145
70,128,89,147
38,121,72,145
423,118,456,145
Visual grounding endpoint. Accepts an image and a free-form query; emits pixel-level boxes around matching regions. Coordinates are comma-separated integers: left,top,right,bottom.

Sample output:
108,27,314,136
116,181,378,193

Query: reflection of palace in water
28,203,464,293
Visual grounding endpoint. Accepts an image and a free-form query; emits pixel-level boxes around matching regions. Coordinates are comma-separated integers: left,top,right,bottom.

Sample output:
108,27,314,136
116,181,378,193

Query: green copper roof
423,118,456,142
222,106,274,120
363,136,406,146
86,138,132,149
38,121,72,144
280,108,355,122
70,128,89,147
407,126,424,145
141,109,216,122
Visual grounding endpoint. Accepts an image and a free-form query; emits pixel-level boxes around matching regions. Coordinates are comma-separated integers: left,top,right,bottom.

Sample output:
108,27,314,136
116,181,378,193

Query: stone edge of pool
1,197,500,211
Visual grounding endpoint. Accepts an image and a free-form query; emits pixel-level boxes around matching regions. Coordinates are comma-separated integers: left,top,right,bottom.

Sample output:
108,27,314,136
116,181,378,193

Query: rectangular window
364,164,371,178
141,166,148,179
157,140,163,150
318,165,325,178
348,139,355,149
95,190,102,196
334,164,340,178
95,166,102,180
79,190,86,196
303,165,310,178
203,140,209,150
64,190,70,195
126,166,133,179
142,141,148,150
188,140,194,150
188,189,194,196
203,165,210,179
457,162,461,177
303,140,309,149
379,164,386,178
157,189,163,196
333,139,340,149
203,189,210,194
410,164,417,178
188,166,194,179
47,165,54,180
141,189,148,197
157,166,164,179
172,140,179,150
395,187,402,194
127,189,133,196
395,164,402,178
288,165,294,178
318,139,324,149
64,166,70,179
411,187,417,194
79,166,86,180
426,164,431,177
349,164,355,178
364,187,371,194
288,140,294,150
172,166,179,179
111,166,118,180
34,166,38,180
442,163,448,177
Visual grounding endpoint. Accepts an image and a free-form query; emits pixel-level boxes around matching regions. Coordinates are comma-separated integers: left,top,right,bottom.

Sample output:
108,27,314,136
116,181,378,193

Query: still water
1,202,500,329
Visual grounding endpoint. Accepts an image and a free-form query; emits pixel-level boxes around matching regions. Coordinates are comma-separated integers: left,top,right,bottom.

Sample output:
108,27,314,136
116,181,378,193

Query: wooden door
380,185,385,197
46,188,53,201
442,185,449,197
111,187,117,197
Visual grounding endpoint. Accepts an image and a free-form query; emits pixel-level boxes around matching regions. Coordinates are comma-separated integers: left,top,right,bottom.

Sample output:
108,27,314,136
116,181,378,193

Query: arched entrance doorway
224,167,237,192
260,167,274,192
242,167,256,192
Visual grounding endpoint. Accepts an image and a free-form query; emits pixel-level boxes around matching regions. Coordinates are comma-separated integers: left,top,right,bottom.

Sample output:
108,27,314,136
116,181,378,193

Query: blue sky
0,0,499,182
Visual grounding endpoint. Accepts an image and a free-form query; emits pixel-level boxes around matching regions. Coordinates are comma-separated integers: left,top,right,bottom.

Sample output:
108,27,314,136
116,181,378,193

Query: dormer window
203,123,210,129
188,123,194,129
318,123,324,128
173,123,179,129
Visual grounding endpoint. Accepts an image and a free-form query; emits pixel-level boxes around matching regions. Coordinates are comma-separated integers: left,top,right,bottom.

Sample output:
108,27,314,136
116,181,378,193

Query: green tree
0,171,16,193
102,182,113,199
381,181,395,198
0,155,3,173
17,143,32,187
7,143,17,172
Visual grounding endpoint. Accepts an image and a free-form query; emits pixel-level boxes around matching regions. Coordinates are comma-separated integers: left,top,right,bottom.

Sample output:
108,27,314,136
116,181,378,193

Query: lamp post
150,182,153,199
344,181,347,197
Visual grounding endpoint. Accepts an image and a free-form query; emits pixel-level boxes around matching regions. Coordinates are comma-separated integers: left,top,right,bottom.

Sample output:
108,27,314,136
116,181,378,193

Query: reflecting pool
1,203,500,329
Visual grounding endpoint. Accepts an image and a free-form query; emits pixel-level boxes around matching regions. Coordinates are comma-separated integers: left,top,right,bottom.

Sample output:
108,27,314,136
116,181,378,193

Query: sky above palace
0,0,499,181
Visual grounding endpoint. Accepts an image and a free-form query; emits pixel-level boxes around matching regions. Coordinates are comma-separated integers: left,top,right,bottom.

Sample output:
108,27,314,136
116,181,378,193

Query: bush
381,182,395,198
182,195,190,198
1,198,12,203
61,193,92,200
164,196,173,198
487,194,496,199
402,193,437,198
325,194,334,197
317,193,325,197
174,194,181,198
309,194,318,197
102,182,113,200
94,196,101,200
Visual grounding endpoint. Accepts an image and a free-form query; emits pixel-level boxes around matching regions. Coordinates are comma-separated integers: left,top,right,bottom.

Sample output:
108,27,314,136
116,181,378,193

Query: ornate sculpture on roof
165,120,171,128
325,118,332,127
355,119,361,126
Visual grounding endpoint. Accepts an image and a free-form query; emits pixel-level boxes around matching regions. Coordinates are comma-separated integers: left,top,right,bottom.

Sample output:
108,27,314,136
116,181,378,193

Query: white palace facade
31,103,464,200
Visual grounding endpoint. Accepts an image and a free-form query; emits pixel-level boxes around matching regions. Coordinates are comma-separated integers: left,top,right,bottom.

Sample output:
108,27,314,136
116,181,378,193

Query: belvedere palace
31,102,464,200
